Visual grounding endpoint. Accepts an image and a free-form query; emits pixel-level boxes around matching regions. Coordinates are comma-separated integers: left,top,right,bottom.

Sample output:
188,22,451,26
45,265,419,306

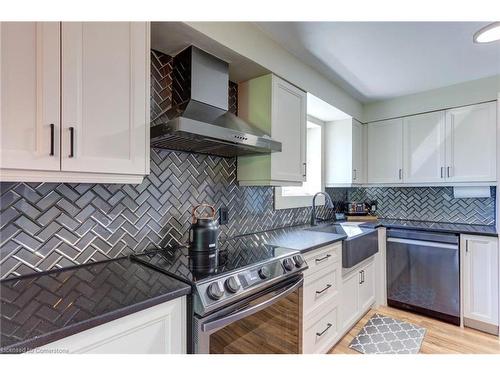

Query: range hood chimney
150,46,281,158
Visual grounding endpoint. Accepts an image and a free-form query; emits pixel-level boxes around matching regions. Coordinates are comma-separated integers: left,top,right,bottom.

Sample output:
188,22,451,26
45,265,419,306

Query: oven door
193,275,303,354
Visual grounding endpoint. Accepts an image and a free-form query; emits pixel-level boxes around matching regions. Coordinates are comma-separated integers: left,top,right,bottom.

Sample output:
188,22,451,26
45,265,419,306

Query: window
275,119,325,209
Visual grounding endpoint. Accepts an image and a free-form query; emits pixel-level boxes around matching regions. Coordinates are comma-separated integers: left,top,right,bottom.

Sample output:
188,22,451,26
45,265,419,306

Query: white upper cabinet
237,74,307,186
0,22,150,184
61,22,149,175
0,22,61,171
366,101,496,185
445,102,496,183
403,111,446,183
367,118,403,183
325,118,366,186
352,120,366,184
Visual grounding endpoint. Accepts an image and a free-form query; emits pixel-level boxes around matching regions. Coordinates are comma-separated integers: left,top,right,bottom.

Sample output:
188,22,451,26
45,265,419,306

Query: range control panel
194,253,307,316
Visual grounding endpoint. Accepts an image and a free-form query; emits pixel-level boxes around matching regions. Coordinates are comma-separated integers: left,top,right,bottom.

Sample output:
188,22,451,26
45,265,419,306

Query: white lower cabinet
302,243,342,353
340,268,360,332
301,243,378,353
359,260,376,312
303,304,340,354
340,257,376,333
461,235,499,335
32,297,186,354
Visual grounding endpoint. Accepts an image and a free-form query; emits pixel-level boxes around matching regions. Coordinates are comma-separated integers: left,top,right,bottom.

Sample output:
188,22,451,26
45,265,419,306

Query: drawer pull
316,323,333,337
315,254,331,263
315,284,332,295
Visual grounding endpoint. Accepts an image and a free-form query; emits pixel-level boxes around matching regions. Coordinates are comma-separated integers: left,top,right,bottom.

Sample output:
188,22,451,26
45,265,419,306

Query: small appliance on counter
345,200,377,216
189,204,220,252
346,201,370,216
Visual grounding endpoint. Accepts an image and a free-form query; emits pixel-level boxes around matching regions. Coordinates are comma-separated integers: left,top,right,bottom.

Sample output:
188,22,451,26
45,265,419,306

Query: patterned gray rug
349,313,426,354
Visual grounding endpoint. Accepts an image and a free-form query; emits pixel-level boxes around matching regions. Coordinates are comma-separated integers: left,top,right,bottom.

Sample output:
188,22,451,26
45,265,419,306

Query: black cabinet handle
315,284,332,295
69,127,75,158
315,254,331,263
316,323,333,337
359,271,363,284
49,124,55,156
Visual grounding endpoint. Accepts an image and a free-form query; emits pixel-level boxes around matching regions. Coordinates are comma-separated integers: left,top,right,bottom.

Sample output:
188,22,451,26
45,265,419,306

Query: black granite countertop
236,218,497,254
0,257,191,353
359,218,498,237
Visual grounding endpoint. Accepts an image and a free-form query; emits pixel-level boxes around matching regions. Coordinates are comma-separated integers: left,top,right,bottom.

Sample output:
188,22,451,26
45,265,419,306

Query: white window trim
275,116,326,210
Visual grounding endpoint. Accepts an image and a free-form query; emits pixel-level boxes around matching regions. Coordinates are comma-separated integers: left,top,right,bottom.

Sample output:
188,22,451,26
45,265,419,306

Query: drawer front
303,305,339,354
303,262,340,316
304,243,340,276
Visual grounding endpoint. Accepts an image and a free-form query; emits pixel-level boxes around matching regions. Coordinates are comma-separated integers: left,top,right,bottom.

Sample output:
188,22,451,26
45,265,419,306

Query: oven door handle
201,276,303,333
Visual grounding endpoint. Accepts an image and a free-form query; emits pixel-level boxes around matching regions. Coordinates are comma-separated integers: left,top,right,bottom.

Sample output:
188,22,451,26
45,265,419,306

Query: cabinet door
445,102,496,182
61,22,149,175
341,270,360,332
403,111,446,183
36,297,186,354
359,260,376,312
324,119,352,185
463,236,499,326
0,22,60,171
352,119,365,184
270,76,307,182
367,118,403,183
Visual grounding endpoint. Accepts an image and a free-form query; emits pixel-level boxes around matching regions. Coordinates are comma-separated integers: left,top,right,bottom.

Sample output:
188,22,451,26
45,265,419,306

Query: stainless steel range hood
150,46,282,158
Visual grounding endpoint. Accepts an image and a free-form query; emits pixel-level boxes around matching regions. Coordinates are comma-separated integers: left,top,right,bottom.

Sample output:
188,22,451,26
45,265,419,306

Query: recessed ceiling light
473,22,500,43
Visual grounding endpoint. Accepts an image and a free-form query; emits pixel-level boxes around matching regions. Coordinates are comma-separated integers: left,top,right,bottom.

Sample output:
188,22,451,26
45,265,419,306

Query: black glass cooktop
130,237,298,284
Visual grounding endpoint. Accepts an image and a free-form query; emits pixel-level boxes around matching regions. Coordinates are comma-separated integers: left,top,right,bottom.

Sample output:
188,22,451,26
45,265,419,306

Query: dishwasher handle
387,228,458,244
387,237,458,250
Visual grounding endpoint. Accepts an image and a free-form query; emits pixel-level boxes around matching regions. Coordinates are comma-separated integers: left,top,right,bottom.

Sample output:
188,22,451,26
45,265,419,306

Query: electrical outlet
219,207,229,225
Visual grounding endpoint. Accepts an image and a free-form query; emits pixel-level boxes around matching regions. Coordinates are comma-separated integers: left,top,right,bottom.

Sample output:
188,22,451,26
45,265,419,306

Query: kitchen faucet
310,192,334,226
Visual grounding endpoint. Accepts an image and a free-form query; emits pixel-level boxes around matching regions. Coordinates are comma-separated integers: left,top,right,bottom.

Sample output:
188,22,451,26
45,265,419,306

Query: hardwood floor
329,306,500,354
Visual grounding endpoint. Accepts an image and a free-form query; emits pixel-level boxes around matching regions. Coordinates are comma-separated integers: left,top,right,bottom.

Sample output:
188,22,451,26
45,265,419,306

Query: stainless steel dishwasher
386,229,460,325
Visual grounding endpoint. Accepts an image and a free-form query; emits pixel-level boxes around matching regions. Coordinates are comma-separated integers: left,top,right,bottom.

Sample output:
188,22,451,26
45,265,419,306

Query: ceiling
255,22,500,103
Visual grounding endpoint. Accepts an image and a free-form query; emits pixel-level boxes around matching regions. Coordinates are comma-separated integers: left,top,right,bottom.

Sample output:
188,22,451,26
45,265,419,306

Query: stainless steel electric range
130,237,307,354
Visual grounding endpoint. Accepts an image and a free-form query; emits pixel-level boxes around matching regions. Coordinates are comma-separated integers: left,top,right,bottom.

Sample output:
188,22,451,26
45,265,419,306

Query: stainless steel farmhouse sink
306,223,379,268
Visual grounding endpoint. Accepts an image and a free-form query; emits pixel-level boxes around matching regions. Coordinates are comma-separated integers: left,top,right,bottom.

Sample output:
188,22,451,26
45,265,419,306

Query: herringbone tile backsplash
326,186,495,225
0,150,336,280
